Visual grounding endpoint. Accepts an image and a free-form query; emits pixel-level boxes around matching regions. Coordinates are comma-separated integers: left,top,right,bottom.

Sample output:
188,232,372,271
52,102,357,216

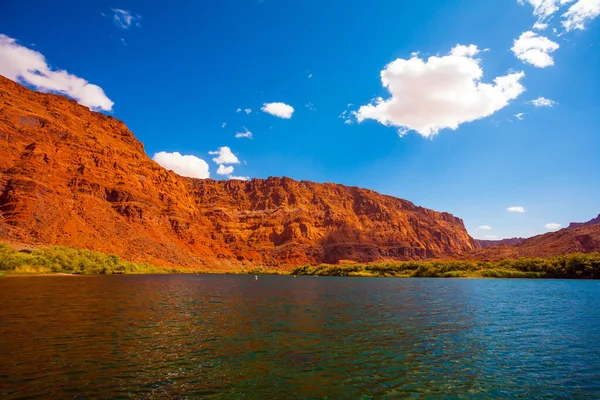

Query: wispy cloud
562,0,600,31
478,225,492,230
112,8,142,29
515,112,525,120
508,206,526,213
235,128,253,139
0,34,114,111
531,96,557,107
544,222,561,229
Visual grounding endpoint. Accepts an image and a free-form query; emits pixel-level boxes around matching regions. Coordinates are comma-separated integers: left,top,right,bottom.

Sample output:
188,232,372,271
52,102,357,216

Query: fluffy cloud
112,9,141,29
562,0,600,31
152,152,210,179
532,96,557,107
229,176,250,181
217,165,234,175
508,206,526,213
533,21,550,29
0,34,114,111
544,222,562,229
209,146,240,164
235,128,253,139
354,45,525,138
261,102,295,119
450,44,480,57
478,225,493,230
512,31,559,68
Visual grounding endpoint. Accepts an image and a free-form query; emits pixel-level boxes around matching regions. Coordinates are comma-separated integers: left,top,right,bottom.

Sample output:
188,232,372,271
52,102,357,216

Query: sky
0,0,599,240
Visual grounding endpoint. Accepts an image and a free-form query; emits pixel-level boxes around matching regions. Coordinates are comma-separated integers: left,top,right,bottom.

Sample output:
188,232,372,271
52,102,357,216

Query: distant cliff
0,76,478,270
568,214,600,229
475,237,525,249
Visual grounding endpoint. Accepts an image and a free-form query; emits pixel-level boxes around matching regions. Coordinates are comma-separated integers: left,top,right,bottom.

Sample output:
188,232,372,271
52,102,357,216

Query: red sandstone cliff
0,76,477,270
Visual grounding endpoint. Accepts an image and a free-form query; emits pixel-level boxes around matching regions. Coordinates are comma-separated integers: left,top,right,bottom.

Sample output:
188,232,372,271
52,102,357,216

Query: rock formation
0,76,478,270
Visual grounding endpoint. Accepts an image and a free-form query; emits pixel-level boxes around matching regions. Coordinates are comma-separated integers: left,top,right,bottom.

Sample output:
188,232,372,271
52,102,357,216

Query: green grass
292,253,600,279
0,243,186,275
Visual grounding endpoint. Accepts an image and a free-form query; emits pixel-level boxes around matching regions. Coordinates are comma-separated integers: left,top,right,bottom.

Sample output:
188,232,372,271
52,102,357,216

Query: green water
1,275,599,398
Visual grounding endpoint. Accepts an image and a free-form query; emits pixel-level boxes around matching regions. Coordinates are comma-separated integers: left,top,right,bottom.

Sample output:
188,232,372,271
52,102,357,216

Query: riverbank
0,243,288,276
292,253,600,279
3,242,599,279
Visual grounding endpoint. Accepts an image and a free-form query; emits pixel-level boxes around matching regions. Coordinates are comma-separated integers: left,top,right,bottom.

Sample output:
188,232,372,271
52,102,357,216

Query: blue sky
1,0,599,239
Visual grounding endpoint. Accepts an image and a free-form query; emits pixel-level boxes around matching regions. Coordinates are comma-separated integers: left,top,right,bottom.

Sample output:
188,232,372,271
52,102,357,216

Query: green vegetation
3,241,599,278
0,243,185,275
292,253,600,279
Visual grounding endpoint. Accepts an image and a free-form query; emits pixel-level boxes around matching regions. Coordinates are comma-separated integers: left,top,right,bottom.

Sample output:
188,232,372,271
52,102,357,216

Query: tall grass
292,253,600,279
0,243,185,275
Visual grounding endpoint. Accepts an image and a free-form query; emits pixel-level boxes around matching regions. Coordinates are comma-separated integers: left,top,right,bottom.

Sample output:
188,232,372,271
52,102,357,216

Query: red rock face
468,224,600,261
0,76,478,270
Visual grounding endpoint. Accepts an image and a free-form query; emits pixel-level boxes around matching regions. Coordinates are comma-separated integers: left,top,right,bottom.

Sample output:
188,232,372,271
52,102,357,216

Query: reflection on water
1,276,599,398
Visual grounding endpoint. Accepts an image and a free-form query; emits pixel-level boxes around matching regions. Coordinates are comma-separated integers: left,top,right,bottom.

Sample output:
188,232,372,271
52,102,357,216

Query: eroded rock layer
0,76,477,270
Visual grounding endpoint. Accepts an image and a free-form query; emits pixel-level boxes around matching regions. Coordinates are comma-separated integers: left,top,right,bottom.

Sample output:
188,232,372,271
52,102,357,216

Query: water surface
1,276,599,398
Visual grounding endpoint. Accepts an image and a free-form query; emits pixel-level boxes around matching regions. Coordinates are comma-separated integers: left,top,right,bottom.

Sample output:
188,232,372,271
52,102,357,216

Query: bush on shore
292,253,600,279
0,243,183,275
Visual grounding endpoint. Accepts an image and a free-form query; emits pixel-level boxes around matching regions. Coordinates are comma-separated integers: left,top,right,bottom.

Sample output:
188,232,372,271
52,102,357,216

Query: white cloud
235,128,253,139
229,176,250,181
209,146,240,164
354,45,525,138
152,152,210,179
518,0,575,22
450,44,480,57
217,165,234,175
222,122,227,128
308,73,313,79
112,9,141,29
244,108,252,114
261,102,295,119
478,225,493,230
562,0,600,31
544,222,562,229
531,96,557,107
515,112,525,120
508,206,526,213
306,102,316,111
533,21,550,29
512,31,559,68
0,34,114,111
236,108,242,113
